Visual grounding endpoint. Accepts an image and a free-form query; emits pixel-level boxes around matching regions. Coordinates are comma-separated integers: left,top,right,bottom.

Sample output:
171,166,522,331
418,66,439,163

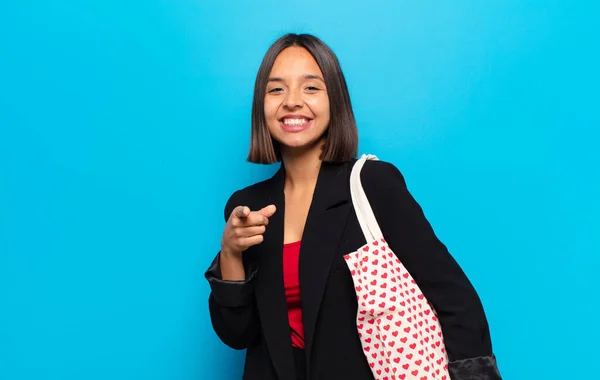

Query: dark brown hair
247,33,358,164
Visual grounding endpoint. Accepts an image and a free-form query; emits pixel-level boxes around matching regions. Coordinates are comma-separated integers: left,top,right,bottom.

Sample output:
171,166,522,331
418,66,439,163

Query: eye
306,86,319,91
268,87,283,93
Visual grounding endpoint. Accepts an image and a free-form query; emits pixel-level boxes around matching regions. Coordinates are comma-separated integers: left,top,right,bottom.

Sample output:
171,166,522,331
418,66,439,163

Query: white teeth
283,118,309,125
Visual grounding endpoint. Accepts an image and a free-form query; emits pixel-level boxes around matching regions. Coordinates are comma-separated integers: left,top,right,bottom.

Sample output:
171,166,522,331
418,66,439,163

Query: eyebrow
267,74,325,83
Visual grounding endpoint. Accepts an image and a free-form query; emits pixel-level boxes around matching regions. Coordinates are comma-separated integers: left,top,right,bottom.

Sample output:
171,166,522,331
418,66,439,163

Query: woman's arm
204,191,260,349
361,160,502,379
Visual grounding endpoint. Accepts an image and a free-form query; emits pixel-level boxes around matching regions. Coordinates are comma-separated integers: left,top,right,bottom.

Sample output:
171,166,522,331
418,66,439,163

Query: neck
280,141,324,191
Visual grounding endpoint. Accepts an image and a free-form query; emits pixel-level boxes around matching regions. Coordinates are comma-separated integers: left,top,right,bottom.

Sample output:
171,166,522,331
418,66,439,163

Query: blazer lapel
253,161,354,380
253,165,296,380
299,161,353,371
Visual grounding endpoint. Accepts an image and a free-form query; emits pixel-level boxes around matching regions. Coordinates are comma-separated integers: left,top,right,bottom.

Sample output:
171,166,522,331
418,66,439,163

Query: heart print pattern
344,238,450,380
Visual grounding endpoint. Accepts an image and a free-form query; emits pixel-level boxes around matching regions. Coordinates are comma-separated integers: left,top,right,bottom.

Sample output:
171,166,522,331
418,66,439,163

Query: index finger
232,206,250,219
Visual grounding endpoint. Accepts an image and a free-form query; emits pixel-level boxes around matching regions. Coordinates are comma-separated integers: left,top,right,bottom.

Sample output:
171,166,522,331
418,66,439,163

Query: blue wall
1,1,598,379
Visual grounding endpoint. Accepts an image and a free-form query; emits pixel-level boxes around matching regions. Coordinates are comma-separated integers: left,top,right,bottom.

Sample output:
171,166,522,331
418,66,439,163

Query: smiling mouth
281,118,311,126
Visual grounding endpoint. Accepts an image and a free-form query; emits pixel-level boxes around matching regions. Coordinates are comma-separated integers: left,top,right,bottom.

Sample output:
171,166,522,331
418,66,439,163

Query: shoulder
360,159,407,187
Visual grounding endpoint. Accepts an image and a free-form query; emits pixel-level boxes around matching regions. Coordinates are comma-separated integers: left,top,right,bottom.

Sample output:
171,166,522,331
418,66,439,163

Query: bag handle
350,154,384,242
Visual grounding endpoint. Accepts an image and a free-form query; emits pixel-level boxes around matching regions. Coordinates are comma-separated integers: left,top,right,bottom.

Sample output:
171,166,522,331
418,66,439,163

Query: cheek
264,99,279,119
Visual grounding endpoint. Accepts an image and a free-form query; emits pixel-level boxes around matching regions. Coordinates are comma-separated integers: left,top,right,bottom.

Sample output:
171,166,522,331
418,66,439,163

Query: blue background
1,1,598,379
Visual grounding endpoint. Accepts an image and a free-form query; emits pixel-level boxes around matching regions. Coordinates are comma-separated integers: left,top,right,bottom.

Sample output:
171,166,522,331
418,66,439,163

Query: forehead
269,46,323,78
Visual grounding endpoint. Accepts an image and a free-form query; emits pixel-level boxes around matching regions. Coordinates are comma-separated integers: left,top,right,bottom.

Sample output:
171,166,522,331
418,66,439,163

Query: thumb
258,204,277,218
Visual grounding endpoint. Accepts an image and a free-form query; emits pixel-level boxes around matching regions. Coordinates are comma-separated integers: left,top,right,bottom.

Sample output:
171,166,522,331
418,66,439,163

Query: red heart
402,364,410,370
371,270,378,276
357,324,364,330
404,327,411,333
415,360,422,366
381,282,387,289
386,315,393,320
406,353,413,360
403,273,409,279
383,324,390,331
370,290,376,295
363,246,370,252
393,331,399,337
380,292,387,298
410,343,417,349
382,273,388,279
366,328,373,334
389,306,396,312
397,347,404,353
394,357,401,363
412,370,419,376
372,259,378,265
368,319,375,325
400,337,407,343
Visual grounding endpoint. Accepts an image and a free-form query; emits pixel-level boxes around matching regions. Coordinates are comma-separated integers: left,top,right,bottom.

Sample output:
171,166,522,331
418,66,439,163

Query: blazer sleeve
204,190,260,350
361,160,502,380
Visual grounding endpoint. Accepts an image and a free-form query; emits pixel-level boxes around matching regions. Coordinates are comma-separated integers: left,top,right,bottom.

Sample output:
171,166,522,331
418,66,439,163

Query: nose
283,88,303,109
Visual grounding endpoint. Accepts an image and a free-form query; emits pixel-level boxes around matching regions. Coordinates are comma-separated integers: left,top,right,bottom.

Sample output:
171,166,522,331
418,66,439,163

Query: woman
205,33,502,380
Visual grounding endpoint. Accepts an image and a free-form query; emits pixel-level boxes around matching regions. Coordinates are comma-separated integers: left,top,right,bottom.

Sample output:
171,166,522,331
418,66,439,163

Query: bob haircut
247,33,358,164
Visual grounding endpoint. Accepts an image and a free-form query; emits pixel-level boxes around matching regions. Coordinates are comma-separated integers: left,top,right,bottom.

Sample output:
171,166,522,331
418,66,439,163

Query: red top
282,240,305,348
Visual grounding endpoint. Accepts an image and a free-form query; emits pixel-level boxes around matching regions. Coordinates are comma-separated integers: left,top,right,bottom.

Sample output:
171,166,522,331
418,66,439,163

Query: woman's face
264,47,330,154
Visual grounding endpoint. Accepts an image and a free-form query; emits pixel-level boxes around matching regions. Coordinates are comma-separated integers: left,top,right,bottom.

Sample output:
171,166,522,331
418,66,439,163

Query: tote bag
343,154,450,380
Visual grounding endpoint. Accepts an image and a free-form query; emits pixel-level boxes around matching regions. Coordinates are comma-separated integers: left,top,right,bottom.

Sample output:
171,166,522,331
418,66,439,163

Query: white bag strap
350,154,384,242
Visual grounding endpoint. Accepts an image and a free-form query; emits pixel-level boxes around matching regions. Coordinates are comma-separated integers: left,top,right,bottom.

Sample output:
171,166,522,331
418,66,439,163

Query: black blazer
205,159,502,380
